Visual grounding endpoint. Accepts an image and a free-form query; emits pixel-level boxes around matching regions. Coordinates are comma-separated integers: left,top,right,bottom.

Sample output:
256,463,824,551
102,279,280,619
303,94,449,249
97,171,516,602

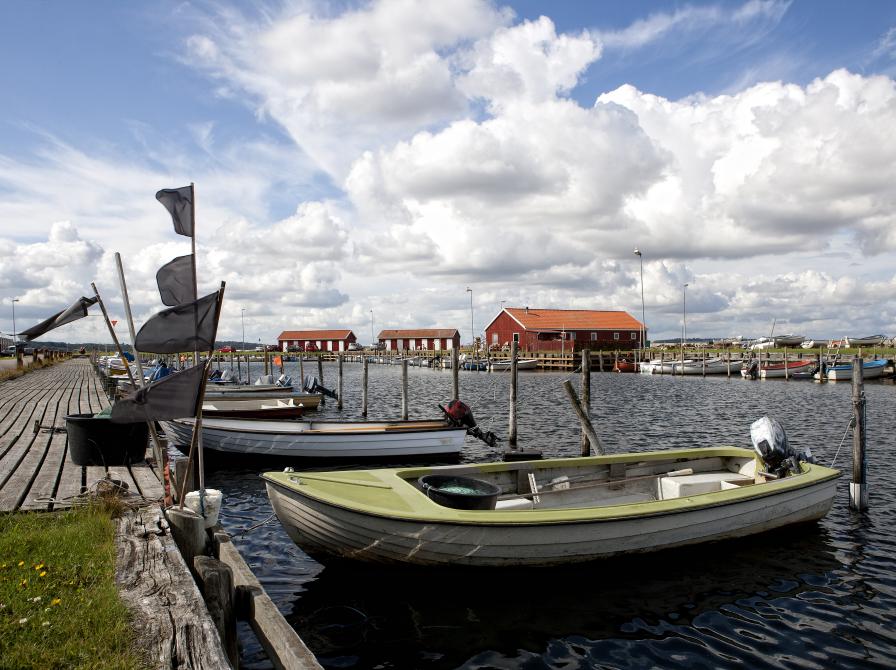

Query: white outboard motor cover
277,373,292,387
750,416,814,476
255,374,274,385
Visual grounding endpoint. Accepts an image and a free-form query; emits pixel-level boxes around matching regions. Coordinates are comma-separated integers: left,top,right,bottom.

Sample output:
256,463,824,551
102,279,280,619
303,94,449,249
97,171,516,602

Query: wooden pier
0,357,164,512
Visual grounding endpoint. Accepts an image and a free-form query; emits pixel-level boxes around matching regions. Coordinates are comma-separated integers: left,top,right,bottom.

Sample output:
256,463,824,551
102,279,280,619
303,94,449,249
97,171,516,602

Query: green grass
0,504,145,670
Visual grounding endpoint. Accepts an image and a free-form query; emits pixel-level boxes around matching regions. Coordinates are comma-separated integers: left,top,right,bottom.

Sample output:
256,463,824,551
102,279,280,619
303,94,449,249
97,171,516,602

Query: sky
2,0,896,346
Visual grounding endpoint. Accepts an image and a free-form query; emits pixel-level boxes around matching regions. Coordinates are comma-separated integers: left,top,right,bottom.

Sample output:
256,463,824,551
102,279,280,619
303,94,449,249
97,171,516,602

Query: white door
327,341,333,351
446,339,453,350
422,338,428,349
386,340,391,351
339,341,345,352
397,339,404,350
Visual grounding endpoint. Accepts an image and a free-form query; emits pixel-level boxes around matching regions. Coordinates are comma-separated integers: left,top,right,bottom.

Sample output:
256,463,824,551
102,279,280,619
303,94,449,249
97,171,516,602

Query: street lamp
682,283,689,349
370,309,374,346
633,249,645,348
466,287,474,355
240,308,246,352
11,298,19,351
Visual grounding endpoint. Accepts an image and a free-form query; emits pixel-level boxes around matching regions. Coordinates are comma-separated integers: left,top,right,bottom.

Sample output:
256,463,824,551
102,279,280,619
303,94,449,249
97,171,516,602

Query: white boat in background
160,417,467,459
750,339,775,351
774,335,805,347
489,358,538,371
801,340,820,349
844,335,885,348
640,358,741,375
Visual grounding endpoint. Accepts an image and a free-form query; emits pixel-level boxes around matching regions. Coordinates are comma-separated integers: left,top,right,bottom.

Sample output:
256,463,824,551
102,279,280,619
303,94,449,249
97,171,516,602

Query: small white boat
160,417,467,459
264,443,838,567
774,335,805,347
488,358,538,371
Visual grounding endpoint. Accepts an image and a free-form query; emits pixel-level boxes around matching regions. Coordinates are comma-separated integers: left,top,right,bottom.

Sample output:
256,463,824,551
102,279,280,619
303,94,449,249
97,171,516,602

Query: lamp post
370,309,374,346
682,283,689,351
240,308,246,352
466,287,474,355
11,298,19,350
633,249,645,348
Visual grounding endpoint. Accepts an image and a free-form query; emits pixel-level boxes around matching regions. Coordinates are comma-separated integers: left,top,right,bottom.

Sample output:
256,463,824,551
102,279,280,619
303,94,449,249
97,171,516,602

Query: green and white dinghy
263,446,839,567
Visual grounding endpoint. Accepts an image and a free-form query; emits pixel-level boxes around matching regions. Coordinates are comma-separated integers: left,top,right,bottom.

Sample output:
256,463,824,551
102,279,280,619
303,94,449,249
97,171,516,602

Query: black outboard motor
302,374,338,399
439,400,499,448
747,359,759,380
750,416,814,478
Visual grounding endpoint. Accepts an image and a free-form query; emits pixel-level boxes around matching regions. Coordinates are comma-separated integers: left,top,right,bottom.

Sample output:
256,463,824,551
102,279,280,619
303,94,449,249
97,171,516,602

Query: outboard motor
302,374,338,399
208,369,223,380
277,373,292,388
439,400,499,448
255,374,274,386
219,369,234,383
750,416,814,478
747,359,760,380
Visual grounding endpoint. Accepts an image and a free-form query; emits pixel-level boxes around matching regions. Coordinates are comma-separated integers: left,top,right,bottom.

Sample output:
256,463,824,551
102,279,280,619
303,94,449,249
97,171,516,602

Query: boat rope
829,416,856,468
232,512,278,537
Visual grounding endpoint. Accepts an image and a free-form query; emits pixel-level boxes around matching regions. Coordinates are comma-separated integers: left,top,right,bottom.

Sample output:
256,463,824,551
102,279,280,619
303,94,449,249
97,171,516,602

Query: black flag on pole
110,364,204,424
156,185,194,237
156,254,196,306
134,292,217,353
20,296,98,341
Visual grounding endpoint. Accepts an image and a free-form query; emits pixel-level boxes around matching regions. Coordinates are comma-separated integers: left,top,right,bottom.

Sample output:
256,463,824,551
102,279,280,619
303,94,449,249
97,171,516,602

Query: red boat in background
614,359,638,373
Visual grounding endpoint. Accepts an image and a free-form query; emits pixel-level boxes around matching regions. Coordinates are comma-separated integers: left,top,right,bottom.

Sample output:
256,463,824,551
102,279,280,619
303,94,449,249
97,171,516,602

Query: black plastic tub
65,413,148,466
419,474,501,510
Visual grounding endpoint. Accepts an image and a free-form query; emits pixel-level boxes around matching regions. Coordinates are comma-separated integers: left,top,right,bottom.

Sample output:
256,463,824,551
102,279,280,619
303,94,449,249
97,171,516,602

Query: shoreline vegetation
0,354,65,383
0,501,146,670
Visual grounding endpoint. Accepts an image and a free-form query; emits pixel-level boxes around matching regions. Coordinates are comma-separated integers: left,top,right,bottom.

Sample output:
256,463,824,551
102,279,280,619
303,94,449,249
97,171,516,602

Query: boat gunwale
169,417,465,436
262,447,840,527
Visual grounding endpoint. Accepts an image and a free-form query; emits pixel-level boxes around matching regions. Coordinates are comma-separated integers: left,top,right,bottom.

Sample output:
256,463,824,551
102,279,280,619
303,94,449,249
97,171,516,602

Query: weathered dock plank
116,505,232,669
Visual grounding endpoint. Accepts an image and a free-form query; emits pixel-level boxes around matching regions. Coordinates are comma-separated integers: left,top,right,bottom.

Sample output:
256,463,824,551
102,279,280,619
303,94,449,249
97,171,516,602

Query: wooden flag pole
113,253,169,495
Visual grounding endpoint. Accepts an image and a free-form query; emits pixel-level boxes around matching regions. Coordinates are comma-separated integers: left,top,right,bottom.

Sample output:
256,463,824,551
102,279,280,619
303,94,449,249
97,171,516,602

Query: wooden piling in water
362,356,369,417
401,359,409,420
850,355,868,511
508,341,518,447
580,350,591,456
451,348,459,401
337,354,343,410
562,380,603,456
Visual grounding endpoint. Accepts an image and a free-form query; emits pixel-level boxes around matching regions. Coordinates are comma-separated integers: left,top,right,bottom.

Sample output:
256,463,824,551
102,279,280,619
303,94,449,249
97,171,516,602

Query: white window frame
613,332,620,341
590,332,597,341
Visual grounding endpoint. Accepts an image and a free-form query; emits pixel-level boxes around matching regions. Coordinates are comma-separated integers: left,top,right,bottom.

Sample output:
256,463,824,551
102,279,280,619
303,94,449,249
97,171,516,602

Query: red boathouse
484,308,645,352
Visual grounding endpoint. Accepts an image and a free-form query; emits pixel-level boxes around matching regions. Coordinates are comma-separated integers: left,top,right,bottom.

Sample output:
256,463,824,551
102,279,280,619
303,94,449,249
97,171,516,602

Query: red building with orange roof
484,307,645,352
276,329,357,352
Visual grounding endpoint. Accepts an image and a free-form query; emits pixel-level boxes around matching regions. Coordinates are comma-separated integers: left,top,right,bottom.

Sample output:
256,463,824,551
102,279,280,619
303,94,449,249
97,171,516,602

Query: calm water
202,362,896,669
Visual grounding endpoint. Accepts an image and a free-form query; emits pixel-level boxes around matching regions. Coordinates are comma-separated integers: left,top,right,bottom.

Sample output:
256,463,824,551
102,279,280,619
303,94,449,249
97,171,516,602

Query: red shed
377,329,460,351
277,329,357,352
484,308,645,352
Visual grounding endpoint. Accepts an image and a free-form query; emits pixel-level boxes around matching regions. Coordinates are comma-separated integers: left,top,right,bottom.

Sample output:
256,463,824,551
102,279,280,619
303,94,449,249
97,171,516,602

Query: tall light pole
370,309,374,345
11,298,19,349
466,287,474,354
634,249,645,348
240,308,246,352
682,283,689,349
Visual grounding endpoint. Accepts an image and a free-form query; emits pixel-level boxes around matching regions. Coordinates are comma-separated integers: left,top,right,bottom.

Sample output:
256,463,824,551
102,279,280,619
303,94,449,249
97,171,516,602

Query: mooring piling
401,359,409,420
451,347,459,401
337,354,343,410
850,355,868,511
580,349,591,456
361,356,369,417
562,379,603,456
508,341,518,447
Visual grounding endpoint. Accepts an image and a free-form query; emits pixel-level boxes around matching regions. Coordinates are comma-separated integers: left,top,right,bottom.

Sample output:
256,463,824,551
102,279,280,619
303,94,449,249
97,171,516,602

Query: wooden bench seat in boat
659,471,753,499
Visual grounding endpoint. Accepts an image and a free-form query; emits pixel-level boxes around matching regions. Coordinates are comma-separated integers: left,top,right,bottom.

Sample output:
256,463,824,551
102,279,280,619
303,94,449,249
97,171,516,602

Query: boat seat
495,497,534,510
659,471,753,500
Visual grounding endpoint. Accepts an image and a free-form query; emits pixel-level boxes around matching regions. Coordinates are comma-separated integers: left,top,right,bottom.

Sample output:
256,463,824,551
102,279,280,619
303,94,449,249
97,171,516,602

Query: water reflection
205,362,896,669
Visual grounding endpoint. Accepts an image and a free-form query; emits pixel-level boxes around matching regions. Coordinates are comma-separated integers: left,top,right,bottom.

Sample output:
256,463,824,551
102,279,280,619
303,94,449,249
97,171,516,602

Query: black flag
110,364,204,424
20,296,98,341
135,292,217,353
156,254,196,306
156,185,194,237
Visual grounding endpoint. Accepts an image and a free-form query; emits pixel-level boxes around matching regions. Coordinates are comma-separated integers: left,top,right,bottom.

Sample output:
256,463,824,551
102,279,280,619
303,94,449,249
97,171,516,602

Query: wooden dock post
850,355,868,511
401,359,409,420
580,350,591,456
361,356,369,417
299,355,305,385
451,347,459,401
246,354,251,384
726,351,731,378
784,347,789,380
659,350,665,375
194,556,239,667
337,354,343,410
562,380,604,455
818,351,823,381
702,349,706,377
508,341,518,447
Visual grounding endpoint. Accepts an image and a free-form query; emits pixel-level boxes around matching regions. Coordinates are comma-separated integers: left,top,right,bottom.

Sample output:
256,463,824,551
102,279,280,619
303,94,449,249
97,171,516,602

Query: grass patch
0,503,145,670
0,356,65,383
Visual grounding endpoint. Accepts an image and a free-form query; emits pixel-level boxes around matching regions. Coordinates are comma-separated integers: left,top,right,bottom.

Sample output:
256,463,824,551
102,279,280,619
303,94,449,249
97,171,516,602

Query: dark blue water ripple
201,362,896,669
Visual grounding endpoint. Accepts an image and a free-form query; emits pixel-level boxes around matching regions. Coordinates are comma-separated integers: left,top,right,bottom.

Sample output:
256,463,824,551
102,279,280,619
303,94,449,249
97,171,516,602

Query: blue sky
2,1,896,343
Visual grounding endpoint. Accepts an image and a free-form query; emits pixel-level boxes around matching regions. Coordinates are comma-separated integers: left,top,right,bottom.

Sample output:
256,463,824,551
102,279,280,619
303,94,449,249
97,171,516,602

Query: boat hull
758,360,817,379
264,448,839,567
266,475,835,567
160,418,467,459
203,390,322,407
816,360,889,380
488,359,538,371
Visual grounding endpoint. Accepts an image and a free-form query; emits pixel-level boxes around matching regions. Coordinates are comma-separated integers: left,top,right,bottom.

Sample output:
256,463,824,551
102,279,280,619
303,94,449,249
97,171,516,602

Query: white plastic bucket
183,489,223,528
